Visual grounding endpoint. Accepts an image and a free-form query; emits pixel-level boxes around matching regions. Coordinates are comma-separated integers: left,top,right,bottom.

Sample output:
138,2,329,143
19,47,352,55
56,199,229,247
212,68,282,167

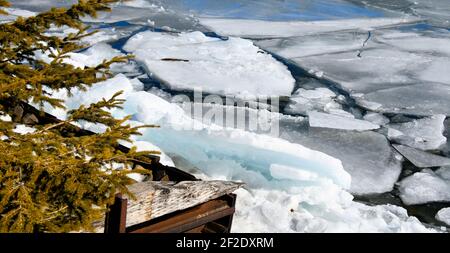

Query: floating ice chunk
364,112,390,126
393,145,450,168
325,108,355,119
308,111,380,131
388,115,447,151
124,31,295,98
296,88,336,100
0,113,12,122
398,168,450,205
280,121,402,194
200,17,421,39
285,88,339,116
436,208,450,226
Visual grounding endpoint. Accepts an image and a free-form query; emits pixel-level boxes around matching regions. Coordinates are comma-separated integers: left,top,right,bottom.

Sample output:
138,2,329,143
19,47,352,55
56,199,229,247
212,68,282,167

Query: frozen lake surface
4,0,450,232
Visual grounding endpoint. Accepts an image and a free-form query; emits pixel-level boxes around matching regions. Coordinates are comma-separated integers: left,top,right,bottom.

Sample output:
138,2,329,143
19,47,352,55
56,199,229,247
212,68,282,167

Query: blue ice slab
160,0,386,21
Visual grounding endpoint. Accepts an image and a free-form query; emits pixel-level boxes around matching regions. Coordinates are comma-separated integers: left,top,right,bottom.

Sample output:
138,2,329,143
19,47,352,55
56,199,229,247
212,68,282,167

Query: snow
131,140,175,167
308,111,380,131
13,124,36,135
34,42,125,70
387,115,447,151
398,168,450,205
436,208,450,226
123,31,295,98
200,17,421,39
393,145,450,168
233,187,430,233
40,74,135,121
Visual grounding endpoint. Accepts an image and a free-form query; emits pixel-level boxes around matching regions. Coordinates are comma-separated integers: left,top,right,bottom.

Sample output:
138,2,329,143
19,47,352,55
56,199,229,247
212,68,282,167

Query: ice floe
124,31,295,98
387,115,447,151
393,145,450,168
398,167,450,205
285,87,342,116
279,121,402,194
363,112,390,125
436,208,450,226
308,111,380,131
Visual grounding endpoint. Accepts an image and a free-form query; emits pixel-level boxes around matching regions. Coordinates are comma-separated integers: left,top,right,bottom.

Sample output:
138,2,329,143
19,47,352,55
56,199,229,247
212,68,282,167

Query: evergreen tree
0,0,158,232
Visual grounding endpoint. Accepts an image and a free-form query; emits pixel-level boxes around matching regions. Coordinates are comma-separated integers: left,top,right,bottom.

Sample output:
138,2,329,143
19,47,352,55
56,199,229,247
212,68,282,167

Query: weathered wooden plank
93,180,243,232
126,180,242,227
128,199,234,233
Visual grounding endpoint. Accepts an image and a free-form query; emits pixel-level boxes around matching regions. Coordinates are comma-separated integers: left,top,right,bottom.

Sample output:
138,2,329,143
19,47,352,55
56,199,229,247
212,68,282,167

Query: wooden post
104,194,128,233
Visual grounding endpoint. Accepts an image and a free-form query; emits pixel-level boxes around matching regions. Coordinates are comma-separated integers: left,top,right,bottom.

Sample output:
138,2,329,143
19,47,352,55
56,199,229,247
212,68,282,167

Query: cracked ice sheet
123,31,295,98
38,57,432,231
257,26,450,116
348,0,450,28
200,17,420,39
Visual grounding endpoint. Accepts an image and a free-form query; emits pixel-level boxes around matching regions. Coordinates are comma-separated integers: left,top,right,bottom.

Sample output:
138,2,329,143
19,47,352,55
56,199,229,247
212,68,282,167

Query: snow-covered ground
5,0,450,232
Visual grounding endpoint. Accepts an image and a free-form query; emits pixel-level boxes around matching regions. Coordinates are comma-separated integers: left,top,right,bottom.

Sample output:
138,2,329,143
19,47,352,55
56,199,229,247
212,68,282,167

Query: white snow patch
13,124,36,134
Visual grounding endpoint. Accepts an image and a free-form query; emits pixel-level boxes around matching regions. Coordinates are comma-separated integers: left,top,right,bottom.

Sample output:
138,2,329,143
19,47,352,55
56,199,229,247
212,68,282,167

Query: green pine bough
0,0,159,232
